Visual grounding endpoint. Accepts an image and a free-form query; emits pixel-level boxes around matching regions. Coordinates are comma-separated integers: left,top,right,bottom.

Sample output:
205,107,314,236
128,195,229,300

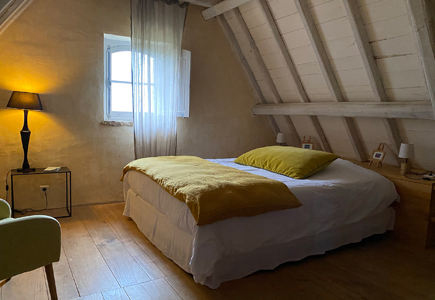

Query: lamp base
16,168,35,173
400,162,411,175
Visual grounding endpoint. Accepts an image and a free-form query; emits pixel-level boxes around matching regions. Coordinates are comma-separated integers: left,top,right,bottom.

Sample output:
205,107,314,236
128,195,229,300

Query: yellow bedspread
122,156,301,226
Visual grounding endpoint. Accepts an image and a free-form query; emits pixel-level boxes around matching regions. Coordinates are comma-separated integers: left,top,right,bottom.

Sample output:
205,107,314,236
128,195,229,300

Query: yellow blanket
122,156,301,226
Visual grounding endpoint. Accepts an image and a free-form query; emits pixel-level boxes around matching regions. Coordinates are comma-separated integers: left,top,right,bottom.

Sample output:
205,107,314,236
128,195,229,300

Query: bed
122,157,399,288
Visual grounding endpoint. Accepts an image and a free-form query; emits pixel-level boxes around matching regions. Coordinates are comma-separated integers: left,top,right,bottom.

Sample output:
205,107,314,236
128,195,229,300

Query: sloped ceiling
0,0,33,35
199,0,435,169
0,0,11,10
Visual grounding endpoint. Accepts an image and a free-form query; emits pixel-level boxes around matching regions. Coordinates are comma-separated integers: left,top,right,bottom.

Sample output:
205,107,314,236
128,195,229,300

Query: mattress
123,158,399,288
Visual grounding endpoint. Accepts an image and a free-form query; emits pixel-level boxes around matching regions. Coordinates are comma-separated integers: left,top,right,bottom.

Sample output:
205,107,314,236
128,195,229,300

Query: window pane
140,55,154,84
111,51,131,82
149,56,154,84
141,85,155,113
111,82,132,112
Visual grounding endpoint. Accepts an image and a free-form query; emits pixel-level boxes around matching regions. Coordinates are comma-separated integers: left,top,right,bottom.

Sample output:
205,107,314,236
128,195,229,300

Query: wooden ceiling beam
0,0,33,36
294,0,367,161
257,0,331,153
406,0,435,114
224,9,301,146
202,0,251,20
252,101,435,120
181,0,220,8
341,0,402,155
217,15,280,136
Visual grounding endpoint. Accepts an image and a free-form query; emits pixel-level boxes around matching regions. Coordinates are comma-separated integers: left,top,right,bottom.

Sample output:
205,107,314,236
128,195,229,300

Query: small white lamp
276,133,285,146
398,143,414,175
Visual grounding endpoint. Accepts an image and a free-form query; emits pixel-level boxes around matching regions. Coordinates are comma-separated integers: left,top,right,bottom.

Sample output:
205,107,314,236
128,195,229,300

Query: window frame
103,34,191,122
104,34,133,122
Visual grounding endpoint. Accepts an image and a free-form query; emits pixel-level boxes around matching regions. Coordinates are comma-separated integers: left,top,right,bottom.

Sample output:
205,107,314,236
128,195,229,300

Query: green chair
0,198,61,300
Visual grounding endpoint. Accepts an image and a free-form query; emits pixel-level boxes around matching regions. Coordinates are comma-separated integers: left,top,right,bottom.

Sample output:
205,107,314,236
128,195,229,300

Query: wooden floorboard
218,261,344,300
53,247,80,300
124,278,182,300
1,268,48,300
122,239,166,280
76,206,152,287
92,204,166,280
298,254,403,300
94,203,185,277
101,288,131,300
71,293,104,300
2,202,435,300
59,216,120,297
165,272,222,300
323,242,433,300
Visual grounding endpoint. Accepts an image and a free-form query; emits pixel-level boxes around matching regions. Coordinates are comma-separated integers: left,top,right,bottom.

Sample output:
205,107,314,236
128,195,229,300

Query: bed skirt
123,189,395,289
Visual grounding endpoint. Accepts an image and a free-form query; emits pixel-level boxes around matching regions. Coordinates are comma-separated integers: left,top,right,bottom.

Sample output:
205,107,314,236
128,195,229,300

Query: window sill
101,120,133,127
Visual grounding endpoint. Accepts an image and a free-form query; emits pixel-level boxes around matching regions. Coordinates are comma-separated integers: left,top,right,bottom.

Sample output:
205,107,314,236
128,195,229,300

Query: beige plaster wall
0,0,134,209
0,1,275,209
177,5,275,158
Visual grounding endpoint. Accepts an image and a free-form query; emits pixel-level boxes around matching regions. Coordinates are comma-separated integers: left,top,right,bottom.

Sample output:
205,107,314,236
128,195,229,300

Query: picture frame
301,136,314,150
372,151,385,160
368,143,386,168
301,143,313,150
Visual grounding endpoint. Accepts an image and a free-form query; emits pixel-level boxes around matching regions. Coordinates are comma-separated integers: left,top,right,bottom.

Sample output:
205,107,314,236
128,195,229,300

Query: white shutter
177,49,191,118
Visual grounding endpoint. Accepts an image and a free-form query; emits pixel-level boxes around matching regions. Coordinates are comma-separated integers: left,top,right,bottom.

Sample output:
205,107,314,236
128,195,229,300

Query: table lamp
7,91,43,172
398,143,414,175
276,133,285,146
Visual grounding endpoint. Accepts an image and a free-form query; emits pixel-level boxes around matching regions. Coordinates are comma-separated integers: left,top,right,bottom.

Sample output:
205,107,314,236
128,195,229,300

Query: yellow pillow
235,146,339,179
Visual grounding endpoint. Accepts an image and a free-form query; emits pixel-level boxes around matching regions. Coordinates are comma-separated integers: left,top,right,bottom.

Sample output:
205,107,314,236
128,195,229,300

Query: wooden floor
1,202,435,300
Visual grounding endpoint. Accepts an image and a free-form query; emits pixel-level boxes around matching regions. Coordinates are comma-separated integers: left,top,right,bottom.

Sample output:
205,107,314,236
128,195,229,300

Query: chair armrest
0,199,11,220
0,215,61,280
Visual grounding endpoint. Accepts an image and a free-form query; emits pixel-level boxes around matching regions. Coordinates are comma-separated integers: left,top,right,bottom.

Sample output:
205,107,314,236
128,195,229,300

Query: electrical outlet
40,185,49,192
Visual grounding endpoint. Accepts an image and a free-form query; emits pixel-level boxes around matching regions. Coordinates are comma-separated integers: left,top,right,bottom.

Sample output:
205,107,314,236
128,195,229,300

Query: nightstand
10,167,72,218
349,160,435,248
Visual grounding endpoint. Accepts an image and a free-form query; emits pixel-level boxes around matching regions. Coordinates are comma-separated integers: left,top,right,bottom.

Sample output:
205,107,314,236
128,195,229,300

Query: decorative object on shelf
368,143,386,168
6,91,43,172
399,143,415,175
276,133,285,146
301,136,314,150
44,167,61,172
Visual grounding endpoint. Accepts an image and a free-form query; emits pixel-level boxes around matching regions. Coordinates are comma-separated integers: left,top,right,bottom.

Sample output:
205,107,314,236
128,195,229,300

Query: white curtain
131,0,187,158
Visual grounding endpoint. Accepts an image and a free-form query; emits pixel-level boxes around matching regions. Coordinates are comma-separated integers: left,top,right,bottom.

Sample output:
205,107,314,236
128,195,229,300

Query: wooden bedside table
349,161,435,248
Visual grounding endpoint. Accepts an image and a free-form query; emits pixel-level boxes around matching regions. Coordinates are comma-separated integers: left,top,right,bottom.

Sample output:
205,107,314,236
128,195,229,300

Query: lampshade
276,133,285,144
7,91,43,111
398,143,415,159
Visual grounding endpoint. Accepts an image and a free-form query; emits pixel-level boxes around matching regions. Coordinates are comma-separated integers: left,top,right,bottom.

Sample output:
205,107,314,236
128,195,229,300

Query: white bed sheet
123,158,399,287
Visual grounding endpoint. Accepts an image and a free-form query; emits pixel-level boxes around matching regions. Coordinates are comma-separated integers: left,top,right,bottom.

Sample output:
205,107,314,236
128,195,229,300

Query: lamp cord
404,174,425,180
404,170,434,180
17,190,48,215
6,171,50,215
5,170,11,203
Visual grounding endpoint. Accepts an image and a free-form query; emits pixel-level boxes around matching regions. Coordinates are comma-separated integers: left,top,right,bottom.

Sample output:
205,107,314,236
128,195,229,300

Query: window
104,34,191,122
104,34,133,121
